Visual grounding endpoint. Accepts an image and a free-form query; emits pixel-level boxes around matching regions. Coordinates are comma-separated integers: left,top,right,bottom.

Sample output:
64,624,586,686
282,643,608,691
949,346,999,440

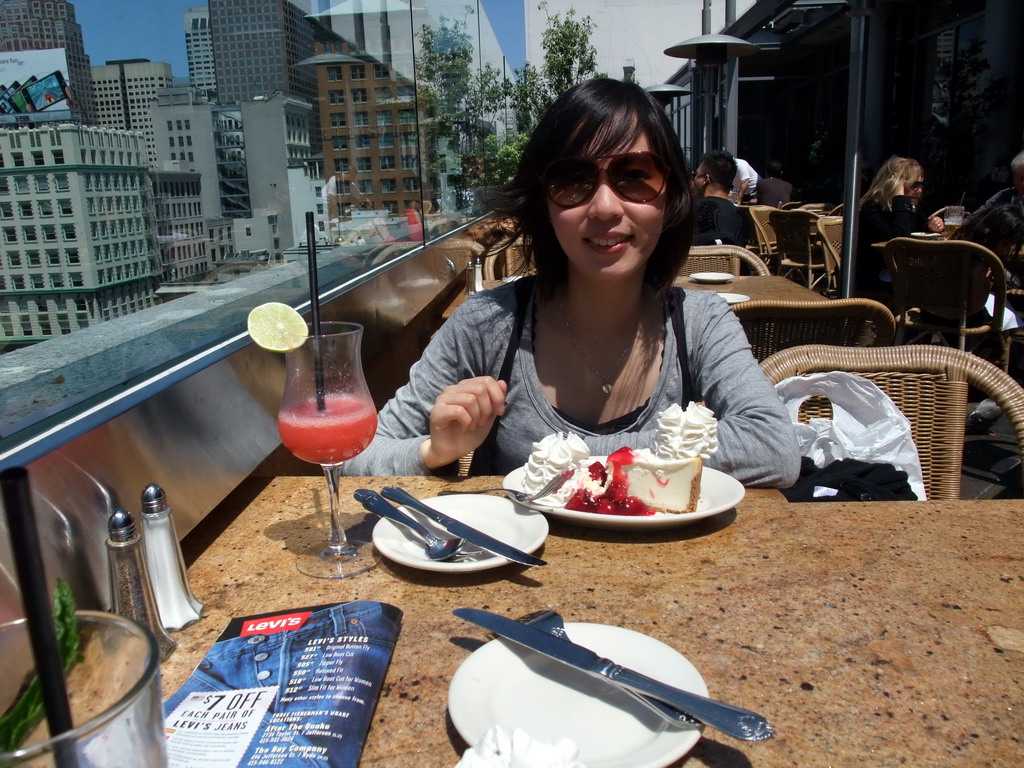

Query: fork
439,468,574,504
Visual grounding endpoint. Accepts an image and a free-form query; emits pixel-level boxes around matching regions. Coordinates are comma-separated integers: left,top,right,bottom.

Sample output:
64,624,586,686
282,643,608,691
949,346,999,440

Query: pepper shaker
141,483,204,631
465,257,478,295
106,508,176,661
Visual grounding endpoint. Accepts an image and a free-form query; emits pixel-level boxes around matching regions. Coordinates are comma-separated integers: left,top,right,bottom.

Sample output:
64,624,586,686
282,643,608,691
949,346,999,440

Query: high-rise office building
0,0,97,123
208,0,316,108
184,5,216,101
91,59,174,168
0,124,158,346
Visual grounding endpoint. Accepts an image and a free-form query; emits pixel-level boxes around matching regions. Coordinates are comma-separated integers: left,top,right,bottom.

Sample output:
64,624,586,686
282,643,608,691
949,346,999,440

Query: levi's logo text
240,611,312,636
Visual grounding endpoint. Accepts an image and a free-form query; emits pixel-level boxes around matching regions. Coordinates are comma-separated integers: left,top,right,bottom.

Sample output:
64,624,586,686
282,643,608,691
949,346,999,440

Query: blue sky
75,0,526,76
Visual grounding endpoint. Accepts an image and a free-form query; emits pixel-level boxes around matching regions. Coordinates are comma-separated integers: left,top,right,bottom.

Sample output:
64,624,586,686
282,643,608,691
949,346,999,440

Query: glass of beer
944,205,965,238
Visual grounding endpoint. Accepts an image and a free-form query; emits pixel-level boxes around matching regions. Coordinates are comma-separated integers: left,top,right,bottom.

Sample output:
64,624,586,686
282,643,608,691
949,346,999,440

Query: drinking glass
944,205,965,238
277,322,378,579
0,611,166,767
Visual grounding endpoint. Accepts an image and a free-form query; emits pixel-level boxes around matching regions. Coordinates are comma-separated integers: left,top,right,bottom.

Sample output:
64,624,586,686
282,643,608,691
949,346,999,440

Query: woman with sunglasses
856,155,944,294
344,78,799,488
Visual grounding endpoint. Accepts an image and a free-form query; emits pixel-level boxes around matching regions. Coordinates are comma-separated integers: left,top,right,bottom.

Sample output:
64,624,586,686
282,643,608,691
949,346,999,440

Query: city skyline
76,0,527,77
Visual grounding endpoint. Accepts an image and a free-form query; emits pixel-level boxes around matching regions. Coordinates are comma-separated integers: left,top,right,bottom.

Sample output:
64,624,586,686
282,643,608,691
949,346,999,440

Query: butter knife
380,486,546,567
453,607,773,742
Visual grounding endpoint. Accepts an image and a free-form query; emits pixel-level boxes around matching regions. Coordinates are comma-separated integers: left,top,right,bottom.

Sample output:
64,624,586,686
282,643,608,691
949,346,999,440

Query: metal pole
838,0,874,299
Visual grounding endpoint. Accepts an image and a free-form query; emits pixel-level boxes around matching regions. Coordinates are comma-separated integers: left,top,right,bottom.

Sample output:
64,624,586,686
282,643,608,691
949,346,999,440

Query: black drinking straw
0,468,78,765
305,211,326,411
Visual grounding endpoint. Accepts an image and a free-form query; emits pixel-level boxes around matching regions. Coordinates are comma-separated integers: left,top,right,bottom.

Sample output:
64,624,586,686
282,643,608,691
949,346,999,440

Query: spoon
518,610,700,729
354,489,468,561
439,468,574,504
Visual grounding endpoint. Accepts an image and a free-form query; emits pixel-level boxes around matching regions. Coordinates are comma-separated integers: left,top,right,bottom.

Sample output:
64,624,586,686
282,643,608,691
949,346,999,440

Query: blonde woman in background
856,155,943,294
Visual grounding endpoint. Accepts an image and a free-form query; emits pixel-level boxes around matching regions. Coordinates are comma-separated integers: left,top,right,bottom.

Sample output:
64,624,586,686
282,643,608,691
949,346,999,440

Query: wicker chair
882,237,1009,369
747,205,779,267
770,208,829,290
815,215,843,296
760,344,1024,499
682,244,770,277
735,298,895,361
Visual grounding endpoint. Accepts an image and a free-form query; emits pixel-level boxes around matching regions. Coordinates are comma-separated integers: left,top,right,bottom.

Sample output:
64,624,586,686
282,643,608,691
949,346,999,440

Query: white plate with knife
371,495,548,573
449,620,708,767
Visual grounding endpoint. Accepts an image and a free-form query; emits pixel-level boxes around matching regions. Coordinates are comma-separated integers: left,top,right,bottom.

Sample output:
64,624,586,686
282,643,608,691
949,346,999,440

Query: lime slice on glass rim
246,302,309,352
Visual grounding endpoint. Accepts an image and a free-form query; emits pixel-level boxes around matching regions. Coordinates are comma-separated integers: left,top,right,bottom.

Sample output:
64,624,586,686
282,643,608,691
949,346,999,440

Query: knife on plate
380,486,546,567
453,607,773,742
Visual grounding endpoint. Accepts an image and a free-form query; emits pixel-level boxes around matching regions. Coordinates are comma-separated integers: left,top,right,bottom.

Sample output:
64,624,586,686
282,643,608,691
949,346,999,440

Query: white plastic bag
775,371,927,500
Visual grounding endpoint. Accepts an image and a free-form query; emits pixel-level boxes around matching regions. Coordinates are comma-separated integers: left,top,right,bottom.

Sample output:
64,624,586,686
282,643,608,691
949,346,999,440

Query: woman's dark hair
958,204,1024,266
487,77,694,297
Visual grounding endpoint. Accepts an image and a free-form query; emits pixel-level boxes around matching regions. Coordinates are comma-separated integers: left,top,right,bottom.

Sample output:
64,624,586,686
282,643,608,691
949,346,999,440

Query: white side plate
372,495,548,572
449,622,707,768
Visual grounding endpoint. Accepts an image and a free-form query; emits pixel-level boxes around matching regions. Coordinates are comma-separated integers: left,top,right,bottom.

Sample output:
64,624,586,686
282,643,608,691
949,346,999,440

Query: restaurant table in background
163,475,1023,767
444,276,823,319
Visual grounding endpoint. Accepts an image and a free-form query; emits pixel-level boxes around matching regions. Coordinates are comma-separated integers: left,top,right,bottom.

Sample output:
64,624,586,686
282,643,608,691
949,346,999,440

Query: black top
855,196,927,293
757,177,793,208
694,197,746,246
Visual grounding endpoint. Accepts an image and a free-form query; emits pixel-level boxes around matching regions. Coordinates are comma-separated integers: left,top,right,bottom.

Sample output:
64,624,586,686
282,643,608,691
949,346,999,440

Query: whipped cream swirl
522,431,590,503
653,402,718,460
455,725,586,768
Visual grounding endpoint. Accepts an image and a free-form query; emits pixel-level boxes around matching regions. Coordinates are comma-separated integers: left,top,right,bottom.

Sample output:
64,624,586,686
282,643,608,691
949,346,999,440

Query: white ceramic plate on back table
687,272,733,284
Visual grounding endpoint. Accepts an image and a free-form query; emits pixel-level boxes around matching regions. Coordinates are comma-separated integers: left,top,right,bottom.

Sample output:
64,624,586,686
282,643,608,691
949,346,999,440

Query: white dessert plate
371,495,548,572
717,292,750,305
502,463,745,530
911,231,942,239
688,271,734,284
449,622,706,768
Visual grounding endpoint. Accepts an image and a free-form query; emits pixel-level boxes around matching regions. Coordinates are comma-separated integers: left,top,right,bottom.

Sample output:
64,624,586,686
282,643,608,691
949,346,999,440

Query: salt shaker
106,508,176,661
140,483,204,631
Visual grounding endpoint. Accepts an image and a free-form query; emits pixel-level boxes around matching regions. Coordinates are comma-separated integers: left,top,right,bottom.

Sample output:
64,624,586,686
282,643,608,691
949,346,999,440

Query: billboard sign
0,49,74,124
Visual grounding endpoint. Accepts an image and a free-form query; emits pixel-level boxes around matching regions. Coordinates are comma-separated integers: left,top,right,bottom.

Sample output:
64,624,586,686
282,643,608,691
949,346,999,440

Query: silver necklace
559,301,636,395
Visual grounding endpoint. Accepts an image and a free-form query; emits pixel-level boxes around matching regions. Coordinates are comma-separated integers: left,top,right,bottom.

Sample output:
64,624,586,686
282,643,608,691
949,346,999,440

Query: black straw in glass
0,468,78,765
305,211,326,411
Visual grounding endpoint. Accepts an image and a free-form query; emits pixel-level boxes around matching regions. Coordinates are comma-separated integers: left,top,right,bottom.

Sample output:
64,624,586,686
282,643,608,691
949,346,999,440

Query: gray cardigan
345,282,800,487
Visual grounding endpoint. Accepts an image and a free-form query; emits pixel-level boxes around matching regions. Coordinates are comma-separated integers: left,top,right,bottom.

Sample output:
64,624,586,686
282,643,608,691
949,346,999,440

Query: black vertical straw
306,211,326,411
1,468,78,765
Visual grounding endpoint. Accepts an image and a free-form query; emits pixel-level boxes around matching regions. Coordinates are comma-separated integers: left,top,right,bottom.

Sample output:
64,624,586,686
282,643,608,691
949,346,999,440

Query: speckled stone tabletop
163,475,1023,767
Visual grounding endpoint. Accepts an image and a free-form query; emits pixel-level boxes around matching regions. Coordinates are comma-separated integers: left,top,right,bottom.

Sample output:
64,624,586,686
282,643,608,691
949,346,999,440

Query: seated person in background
343,78,799,488
975,150,1024,214
856,155,943,294
756,160,793,208
953,204,1024,330
733,157,759,203
693,150,747,246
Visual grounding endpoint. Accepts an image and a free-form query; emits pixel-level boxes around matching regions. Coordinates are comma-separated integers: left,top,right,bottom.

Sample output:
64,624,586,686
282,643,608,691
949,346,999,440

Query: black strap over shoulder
468,276,535,476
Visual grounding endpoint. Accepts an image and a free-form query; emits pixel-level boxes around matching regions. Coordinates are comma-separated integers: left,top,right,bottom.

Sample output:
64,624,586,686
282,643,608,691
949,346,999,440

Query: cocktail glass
278,322,378,579
944,205,965,238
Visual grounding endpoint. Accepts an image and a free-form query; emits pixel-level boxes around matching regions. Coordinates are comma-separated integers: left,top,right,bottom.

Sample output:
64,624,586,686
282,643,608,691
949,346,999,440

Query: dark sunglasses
909,181,926,190
542,151,669,208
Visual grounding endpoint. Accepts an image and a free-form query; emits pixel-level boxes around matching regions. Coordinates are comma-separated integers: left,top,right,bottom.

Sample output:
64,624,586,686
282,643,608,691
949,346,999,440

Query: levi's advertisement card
164,601,402,767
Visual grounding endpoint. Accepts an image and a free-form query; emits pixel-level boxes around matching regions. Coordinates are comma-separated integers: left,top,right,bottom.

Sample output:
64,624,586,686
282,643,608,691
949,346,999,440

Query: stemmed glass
277,322,378,579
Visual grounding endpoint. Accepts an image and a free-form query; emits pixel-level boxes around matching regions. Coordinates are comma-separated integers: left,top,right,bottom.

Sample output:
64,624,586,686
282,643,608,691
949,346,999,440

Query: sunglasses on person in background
909,181,926,190
542,151,669,208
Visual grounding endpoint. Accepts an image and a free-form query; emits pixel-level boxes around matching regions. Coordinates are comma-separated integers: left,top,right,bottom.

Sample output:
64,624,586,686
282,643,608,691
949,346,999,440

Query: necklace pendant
601,382,613,395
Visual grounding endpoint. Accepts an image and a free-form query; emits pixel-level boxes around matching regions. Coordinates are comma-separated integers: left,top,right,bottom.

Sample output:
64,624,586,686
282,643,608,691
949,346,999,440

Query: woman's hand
927,215,944,234
420,377,508,469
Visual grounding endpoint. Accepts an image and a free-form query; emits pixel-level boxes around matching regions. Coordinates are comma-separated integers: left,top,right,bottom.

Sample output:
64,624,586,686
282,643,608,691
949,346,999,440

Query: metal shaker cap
141,483,167,516
108,508,137,541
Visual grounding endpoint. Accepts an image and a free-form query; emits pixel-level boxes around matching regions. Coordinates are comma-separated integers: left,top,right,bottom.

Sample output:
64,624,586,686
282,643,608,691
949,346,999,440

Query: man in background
756,160,794,208
693,150,746,246
976,150,1024,213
